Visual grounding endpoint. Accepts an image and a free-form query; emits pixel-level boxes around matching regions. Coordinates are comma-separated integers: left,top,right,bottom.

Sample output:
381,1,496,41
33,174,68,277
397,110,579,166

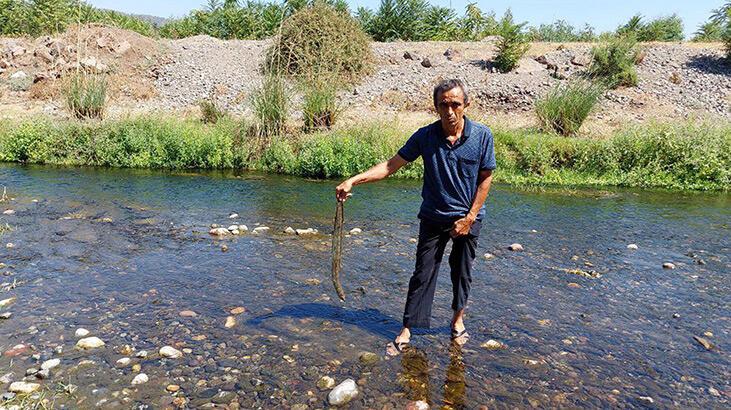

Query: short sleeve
480,129,496,170
397,128,424,162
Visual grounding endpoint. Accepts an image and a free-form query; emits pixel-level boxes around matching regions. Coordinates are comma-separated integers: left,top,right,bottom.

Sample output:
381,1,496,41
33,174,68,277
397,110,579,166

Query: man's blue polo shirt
397,117,496,223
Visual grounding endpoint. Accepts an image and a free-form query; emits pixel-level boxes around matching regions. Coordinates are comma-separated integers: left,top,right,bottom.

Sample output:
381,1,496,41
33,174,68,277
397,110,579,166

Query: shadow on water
247,303,451,339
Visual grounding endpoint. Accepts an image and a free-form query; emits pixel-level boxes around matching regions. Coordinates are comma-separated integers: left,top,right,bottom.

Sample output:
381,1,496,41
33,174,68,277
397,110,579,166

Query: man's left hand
450,215,475,238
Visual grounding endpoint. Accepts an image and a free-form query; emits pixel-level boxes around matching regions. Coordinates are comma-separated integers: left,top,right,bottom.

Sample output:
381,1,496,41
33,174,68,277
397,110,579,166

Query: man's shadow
247,302,450,339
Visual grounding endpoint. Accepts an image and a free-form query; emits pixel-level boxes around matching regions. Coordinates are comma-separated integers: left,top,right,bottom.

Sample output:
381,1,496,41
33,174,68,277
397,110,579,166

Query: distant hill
102,9,170,27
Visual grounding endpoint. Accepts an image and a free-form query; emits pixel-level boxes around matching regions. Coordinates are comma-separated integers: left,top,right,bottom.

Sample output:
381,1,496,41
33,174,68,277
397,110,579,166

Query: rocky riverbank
1,26,729,132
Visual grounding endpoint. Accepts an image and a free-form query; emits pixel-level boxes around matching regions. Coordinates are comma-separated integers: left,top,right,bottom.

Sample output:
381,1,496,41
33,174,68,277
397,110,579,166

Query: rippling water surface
0,164,728,409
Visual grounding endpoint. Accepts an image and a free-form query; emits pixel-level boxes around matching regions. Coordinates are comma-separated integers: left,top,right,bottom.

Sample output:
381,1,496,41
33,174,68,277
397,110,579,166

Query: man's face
435,87,469,128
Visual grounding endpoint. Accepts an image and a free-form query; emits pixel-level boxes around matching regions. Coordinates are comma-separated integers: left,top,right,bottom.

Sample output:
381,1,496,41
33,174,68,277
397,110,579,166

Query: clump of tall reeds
64,72,107,119
535,81,605,136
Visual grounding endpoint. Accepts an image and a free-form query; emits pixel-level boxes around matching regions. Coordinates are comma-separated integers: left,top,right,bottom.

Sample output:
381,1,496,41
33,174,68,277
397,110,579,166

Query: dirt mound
0,24,162,107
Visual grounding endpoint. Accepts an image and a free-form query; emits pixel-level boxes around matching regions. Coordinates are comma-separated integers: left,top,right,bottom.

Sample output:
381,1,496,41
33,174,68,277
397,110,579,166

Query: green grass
0,117,728,191
65,73,108,120
535,81,604,136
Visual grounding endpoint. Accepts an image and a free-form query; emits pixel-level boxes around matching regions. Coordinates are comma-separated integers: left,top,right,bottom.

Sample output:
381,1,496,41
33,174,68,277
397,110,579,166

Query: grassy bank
0,116,728,191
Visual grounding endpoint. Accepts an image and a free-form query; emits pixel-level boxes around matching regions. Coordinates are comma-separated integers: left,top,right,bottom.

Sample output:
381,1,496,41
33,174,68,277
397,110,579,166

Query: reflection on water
0,163,729,408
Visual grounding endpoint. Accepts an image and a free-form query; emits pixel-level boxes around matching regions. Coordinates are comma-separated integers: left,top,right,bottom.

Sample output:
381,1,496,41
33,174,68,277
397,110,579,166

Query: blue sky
88,0,722,37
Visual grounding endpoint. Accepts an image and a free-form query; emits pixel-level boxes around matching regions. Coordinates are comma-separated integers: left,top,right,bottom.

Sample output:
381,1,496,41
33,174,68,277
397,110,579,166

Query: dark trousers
402,218,482,329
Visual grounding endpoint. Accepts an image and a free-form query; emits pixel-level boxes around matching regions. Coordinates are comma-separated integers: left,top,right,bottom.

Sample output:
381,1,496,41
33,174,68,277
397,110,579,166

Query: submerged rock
41,358,60,370
508,243,524,252
358,352,379,366
328,378,359,406
229,306,246,315
349,228,362,235
76,337,105,349
116,358,131,367
9,381,40,394
131,373,149,385
483,253,495,260
693,336,714,350
252,226,270,234
229,213,239,219
0,297,15,308
74,328,90,338
284,227,296,235
481,340,506,350
160,346,183,359
225,316,236,328
296,228,318,236
209,227,230,236
627,244,638,250
179,310,197,318
662,262,676,269
317,376,335,390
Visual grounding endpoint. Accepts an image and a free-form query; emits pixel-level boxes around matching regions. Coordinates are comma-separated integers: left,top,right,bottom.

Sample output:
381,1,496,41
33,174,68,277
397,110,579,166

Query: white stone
40,358,60,370
116,358,131,367
627,244,638,250
135,350,148,358
9,71,27,80
238,224,248,232
483,253,495,260
229,213,239,219
328,378,359,406
663,262,676,270
209,227,230,236
296,228,318,236
74,328,90,338
227,225,239,232
284,227,296,235
349,228,362,235
76,337,105,349
481,340,505,350
508,243,524,251
159,346,182,359
131,373,148,385
0,297,15,308
252,226,270,234
225,316,236,328
9,381,40,394
2,210,14,215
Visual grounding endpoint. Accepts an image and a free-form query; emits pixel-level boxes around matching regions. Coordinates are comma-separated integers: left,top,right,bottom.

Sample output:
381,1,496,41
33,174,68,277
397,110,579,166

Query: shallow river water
0,164,729,409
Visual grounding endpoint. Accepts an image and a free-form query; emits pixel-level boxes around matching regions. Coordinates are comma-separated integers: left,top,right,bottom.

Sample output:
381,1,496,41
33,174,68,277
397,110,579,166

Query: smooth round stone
167,384,180,393
159,346,183,359
508,243,524,251
74,328,90,338
131,373,149,385
481,340,505,350
662,262,676,269
627,244,639,250
9,381,40,394
76,337,105,349
116,358,131,367
328,379,359,406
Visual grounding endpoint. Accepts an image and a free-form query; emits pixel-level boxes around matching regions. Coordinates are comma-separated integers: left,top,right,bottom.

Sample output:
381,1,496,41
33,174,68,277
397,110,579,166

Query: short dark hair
433,79,469,108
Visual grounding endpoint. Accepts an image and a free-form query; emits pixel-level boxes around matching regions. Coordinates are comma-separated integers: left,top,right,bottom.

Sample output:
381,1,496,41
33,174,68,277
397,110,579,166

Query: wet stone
211,391,236,404
508,243,524,251
328,379,359,406
74,328,89,338
76,337,105,349
1,392,16,401
663,262,676,269
358,351,380,366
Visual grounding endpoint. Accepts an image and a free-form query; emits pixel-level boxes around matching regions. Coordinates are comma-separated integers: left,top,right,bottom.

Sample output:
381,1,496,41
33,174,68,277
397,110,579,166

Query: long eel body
331,201,346,301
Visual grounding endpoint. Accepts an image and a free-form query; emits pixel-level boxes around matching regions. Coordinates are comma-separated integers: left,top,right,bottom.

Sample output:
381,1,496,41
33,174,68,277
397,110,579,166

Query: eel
331,200,346,301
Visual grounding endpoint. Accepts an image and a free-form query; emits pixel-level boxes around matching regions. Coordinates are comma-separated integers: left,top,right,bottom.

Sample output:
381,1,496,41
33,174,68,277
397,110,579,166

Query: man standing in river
335,79,496,355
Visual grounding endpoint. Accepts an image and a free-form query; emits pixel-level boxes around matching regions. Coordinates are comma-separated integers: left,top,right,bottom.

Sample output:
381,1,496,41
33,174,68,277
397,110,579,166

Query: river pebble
481,340,506,350
349,228,362,235
74,328,90,338
9,381,40,394
76,337,105,349
328,378,359,406
159,346,183,359
627,244,638,250
484,252,495,260
116,358,131,367
317,376,335,390
0,297,15,308
229,306,246,315
508,243,524,251
166,384,180,392
179,310,197,318
229,213,238,219
0,312,11,319
2,210,14,215
131,373,149,385
693,336,714,350
209,227,230,236
225,316,236,328
252,226,270,234
40,358,60,370
663,262,676,269
284,227,296,235
296,228,318,235
358,351,379,365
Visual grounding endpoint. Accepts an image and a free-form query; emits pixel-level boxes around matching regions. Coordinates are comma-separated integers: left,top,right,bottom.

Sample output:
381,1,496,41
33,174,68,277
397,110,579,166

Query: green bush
65,73,107,119
587,35,640,89
0,117,729,190
251,71,289,138
0,0,155,37
302,81,339,130
493,10,530,72
616,14,684,42
269,3,372,83
536,81,604,136
528,20,597,42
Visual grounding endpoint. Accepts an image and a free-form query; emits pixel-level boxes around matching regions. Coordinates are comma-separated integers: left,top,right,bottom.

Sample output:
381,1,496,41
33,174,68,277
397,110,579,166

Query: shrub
251,71,289,139
587,35,640,89
528,20,597,42
493,10,530,72
7,72,32,91
616,14,684,42
302,80,339,130
269,3,371,84
199,98,227,124
536,81,604,136
693,21,724,42
65,72,107,119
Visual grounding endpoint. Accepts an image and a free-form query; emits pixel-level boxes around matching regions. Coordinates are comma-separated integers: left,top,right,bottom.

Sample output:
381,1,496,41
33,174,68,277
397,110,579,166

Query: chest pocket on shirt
458,155,479,178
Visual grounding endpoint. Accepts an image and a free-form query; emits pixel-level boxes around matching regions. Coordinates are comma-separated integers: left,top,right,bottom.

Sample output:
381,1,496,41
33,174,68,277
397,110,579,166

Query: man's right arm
335,154,409,202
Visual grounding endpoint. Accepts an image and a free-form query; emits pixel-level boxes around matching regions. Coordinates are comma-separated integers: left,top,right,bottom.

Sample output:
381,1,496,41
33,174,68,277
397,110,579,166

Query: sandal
385,340,410,356
451,328,470,345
